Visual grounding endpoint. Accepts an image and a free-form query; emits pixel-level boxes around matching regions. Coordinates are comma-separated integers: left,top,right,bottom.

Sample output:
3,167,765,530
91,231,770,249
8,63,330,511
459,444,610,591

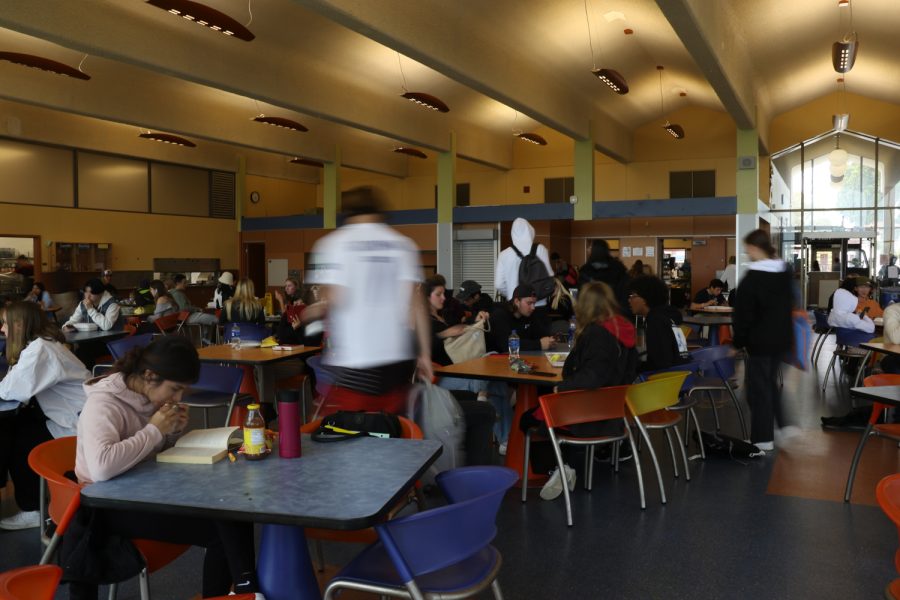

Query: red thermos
277,390,301,458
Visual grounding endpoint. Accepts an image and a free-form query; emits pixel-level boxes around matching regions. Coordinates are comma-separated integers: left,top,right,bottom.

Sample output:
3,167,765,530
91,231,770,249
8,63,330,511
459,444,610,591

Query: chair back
27,437,82,535
153,313,181,335
863,374,900,425
689,345,732,372
712,356,738,381
375,468,515,581
813,309,830,332
436,466,518,504
107,333,154,360
537,386,629,431
834,327,874,348
224,322,268,342
626,372,689,417
877,473,900,574
0,564,62,600
299,415,422,439
306,354,333,396
191,363,245,395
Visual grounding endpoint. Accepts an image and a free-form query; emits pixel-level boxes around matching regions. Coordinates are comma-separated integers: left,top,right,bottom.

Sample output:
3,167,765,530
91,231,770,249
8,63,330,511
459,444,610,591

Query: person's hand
290,315,302,330
275,290,285,304
475,311,489,323
540,336,554,350
82,297,94,310
150,403,189,436
416,355,434,383
63,324,75,331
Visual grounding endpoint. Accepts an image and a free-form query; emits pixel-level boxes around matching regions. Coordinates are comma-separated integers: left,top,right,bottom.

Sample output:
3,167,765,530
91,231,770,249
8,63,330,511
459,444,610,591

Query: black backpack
512,243,557,300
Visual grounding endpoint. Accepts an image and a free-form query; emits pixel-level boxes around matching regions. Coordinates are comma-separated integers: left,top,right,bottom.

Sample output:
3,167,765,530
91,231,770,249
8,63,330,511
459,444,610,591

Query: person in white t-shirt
305,187,432,414
494,217,554,307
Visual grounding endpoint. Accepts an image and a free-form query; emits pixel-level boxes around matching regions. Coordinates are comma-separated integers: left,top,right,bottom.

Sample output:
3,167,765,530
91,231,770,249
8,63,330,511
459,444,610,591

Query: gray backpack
407,383,466,484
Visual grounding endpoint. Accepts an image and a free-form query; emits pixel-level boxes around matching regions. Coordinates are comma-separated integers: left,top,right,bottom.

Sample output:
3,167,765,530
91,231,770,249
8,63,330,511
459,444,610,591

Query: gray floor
1,334,896,599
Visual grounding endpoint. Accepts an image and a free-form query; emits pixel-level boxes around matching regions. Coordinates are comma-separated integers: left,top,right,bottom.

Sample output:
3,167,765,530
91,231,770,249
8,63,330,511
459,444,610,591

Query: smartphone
860,307,870,320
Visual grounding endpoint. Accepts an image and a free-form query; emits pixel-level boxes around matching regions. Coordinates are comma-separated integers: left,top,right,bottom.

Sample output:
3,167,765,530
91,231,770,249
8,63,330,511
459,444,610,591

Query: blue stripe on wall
454,203,574,223
241,214,323,230
593,197,736,218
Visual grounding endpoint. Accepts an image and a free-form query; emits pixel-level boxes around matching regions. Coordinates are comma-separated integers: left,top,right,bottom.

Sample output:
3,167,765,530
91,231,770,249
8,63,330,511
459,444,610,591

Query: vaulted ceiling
0,0,895,179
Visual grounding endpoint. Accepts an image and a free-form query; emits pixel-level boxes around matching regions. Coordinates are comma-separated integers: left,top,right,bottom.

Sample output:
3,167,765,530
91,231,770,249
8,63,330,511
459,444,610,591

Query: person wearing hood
520,281,638,500
495,217,554,307
627,275,690,372
578,239,630,309
212,271,235,309
828,288,875,333
732,229,795,452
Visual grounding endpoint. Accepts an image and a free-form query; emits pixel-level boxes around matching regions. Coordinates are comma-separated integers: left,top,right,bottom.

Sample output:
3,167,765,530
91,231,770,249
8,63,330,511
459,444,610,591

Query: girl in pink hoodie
73,336,263,600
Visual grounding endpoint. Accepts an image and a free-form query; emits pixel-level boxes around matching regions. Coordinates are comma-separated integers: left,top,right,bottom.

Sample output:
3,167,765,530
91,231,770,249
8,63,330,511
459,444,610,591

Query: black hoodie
578,256,630,309
642,305,689,372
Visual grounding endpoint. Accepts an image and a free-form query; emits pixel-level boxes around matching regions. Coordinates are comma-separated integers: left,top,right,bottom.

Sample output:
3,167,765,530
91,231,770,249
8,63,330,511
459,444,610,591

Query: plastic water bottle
568,317,576,349
231,323,241,349
508,329,520,362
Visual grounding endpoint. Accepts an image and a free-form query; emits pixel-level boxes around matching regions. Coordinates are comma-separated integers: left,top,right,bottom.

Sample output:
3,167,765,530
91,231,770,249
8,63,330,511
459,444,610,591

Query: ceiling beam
294,0,633,162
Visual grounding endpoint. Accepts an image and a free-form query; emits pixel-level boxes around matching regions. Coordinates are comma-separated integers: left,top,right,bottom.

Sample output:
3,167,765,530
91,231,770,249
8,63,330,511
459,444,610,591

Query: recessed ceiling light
252,115,308,132
146,0,255,41
290,157,324,167
138,131,196,147
393,147,427,159
401,92,450,113
516,132,548,146
0,52,90,80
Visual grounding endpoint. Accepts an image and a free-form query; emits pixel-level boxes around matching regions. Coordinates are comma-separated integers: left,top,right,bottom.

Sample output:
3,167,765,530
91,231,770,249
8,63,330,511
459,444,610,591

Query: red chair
0,564,253,600
28,437,189,600
844,374,900,502
877,474,900,598
152,312,182,336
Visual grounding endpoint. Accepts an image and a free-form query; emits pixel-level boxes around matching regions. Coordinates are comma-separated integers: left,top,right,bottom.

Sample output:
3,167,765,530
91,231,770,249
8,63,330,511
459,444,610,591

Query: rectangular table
83,435,442,600
682,313,733,346
435,353,561,486
861,342,900,356
64,328,130,348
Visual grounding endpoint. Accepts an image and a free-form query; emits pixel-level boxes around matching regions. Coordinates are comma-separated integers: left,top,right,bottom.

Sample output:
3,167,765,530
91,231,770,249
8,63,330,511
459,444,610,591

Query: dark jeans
745,353,785,444
68,510,256,600
0,400,53,511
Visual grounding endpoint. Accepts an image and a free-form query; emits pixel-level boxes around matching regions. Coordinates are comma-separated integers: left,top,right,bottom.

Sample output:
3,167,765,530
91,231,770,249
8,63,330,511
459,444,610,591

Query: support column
735,128,760,283
323,148,342,230
573,138,594,221
436,132,456,282
236,155,246,232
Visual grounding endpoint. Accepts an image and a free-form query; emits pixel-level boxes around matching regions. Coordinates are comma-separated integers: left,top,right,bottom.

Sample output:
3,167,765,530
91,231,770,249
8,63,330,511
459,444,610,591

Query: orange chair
844,374,900,502
522,386,644,526
152,312,182,336
877,474,900,599
28,437,189,600
299,416,424,571
0,564,254,600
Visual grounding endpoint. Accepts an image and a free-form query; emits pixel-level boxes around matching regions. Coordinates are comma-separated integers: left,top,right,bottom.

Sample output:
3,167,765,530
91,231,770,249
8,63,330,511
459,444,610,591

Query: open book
156,426,242,465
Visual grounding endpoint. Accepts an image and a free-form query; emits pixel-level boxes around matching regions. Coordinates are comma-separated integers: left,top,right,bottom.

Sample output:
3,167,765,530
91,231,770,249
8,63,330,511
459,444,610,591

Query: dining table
81,435,442,600
434,352,562,486
681,313,733,346
63,327,130,348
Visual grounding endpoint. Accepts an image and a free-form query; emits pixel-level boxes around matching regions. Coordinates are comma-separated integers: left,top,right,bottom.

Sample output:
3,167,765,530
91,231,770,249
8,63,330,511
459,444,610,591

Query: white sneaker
0,510,40,530
755,441,775,451
539,465,576,500
498,442,507,456
774,425,803,448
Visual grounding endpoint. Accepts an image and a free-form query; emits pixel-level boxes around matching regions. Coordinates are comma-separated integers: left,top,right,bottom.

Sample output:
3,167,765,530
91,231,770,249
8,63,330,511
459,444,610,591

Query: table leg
710,326,720,346
229,364,261,427
504,383,549,488
258,524,322,600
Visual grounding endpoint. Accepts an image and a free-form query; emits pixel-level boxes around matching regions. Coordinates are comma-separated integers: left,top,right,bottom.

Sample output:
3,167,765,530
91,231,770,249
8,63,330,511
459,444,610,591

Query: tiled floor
2,336,898,598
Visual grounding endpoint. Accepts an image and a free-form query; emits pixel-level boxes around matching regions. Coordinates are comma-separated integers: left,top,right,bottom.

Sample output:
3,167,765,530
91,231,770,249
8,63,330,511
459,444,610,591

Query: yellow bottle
243,404,268,460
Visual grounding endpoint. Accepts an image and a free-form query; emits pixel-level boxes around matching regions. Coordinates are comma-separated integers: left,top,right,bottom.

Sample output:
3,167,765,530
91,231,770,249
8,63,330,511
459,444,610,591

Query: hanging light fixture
832,77,850,131
832,0,858,73
252,115,308,132
829,134,849,183
290,157,324,167
138,131,196,147
0,52,90,80
657,66,684,139
516,132,548,146
393,147,427,159
584,0,628,94
396,54,449,113
146,0,255,41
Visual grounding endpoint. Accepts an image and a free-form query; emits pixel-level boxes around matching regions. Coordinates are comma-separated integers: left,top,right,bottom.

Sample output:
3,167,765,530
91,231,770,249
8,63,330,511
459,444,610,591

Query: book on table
156,426,242,464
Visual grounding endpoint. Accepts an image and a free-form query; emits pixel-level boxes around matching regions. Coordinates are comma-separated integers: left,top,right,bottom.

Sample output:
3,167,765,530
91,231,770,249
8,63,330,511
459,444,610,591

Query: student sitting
690,278,728,310
853,277,883,319
170,274,217,339
213,271,235,309
71,337,262,600
62,278,121,332
130,279,154,308
147,279,178,323
828,288,875,334
219,277,266,327
627,275,690,372
454,279,494,319
487,284,553,353
275,298,307,345
882,302,900,374
25,281,53,312
274,278,301,315
520,281,638,501
0,302,89,531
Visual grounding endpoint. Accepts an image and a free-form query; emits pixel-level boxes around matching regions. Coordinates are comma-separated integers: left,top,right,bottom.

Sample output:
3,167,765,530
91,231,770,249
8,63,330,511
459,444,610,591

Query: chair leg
822,353,838,395
107,583,118,600
549,437,574,527
314,539,326,572
663,429,679,479
521,431,531,503
689,408,705,460
727,383,749,440
202,407,210,429
139,567,150,600
39,533,60,565
637,421,666,504
706,390,721,432
673,425,691,482
854,352,872,388
491,578,504,600
625,429,646,510
612,440,620,473
844,424,875,502
586,446,595,491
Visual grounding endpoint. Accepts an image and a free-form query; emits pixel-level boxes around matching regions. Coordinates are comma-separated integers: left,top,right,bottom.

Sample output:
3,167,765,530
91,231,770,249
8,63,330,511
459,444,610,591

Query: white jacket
883,302,900,344
62,291,121,331
494,218,553,306
828,288,875,333
0,337,90,438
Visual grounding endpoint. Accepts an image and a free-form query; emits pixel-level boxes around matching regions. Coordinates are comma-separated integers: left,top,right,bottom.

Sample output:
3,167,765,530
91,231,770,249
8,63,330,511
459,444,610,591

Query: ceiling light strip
147,0,255,41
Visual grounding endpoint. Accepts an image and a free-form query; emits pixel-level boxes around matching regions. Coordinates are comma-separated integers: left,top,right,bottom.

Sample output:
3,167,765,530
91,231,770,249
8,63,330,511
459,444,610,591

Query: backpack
695,430,765,461
407,383,466,484
512,243,557,300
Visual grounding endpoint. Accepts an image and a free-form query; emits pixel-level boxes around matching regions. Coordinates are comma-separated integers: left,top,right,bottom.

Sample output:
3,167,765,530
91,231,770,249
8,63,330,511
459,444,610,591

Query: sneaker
755,441,775,451
774,425,802,448
498,442,507,456
616,442,634,462
0,510,40,530
540,465,576,500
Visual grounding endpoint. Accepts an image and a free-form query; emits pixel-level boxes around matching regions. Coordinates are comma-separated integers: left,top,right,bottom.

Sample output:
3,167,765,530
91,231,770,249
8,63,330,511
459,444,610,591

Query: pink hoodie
75,373,171,484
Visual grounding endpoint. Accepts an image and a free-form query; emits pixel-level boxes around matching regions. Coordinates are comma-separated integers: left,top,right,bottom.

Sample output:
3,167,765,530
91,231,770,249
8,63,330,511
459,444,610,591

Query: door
243,242,266,295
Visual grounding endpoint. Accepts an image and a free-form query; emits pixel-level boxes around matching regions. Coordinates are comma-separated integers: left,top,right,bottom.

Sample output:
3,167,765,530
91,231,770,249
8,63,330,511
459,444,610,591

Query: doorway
242,242,266,295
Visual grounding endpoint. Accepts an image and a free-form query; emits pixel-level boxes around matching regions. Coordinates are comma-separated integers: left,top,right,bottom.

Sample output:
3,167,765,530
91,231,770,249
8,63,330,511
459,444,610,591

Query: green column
323,147,341,230
236,155,246,232
573,138,594,221
436,132,456,281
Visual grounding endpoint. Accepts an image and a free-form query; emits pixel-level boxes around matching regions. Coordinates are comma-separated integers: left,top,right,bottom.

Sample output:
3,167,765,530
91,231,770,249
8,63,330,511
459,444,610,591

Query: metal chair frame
844,374,900,503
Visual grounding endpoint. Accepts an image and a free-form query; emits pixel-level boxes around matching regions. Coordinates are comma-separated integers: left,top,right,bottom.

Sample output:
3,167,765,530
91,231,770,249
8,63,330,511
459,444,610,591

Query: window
544,177,574,203
669,170,716,198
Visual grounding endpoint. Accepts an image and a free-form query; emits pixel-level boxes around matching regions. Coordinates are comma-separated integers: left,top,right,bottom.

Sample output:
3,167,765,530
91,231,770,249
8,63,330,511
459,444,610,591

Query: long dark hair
111,336,200,384
149,280,172,302
744,229,776,259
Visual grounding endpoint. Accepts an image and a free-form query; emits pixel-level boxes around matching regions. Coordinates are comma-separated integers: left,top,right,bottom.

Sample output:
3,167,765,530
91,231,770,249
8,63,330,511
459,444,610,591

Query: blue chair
323,467,517,600
181,363,245,427
437,466,518,505
224,322,268,343
107,333,154,360
822,327,876,394
811,309,833,367
689,346,748,440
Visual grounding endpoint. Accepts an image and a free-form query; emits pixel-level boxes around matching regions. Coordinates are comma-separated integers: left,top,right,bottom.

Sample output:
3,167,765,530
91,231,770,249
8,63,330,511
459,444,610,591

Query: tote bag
443,319,489,364
784,309,813,371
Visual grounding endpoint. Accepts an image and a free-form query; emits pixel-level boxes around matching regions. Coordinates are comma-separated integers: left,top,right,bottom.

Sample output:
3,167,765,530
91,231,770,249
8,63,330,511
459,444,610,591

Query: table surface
434,353,562,384
82,435,442,530
860,342,900,356
64,328,130,345
850,385,900,407
695,306,734,313
682,314,734,326
197,344,322,365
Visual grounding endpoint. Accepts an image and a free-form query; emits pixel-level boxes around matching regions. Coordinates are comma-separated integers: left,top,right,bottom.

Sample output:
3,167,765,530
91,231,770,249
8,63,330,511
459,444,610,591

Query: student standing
732,229,794,451
494,217,554,306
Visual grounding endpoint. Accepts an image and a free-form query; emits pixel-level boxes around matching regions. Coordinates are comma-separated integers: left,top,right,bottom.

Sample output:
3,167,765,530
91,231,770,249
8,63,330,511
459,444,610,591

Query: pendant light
657,66,684,139
829,134,849,183
396,53,449,113
832,0,858,73
584,0,628,94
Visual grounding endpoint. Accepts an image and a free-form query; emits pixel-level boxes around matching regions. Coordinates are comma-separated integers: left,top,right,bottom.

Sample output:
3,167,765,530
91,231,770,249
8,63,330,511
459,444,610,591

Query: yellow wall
0,204,239,272
243,174,318,217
